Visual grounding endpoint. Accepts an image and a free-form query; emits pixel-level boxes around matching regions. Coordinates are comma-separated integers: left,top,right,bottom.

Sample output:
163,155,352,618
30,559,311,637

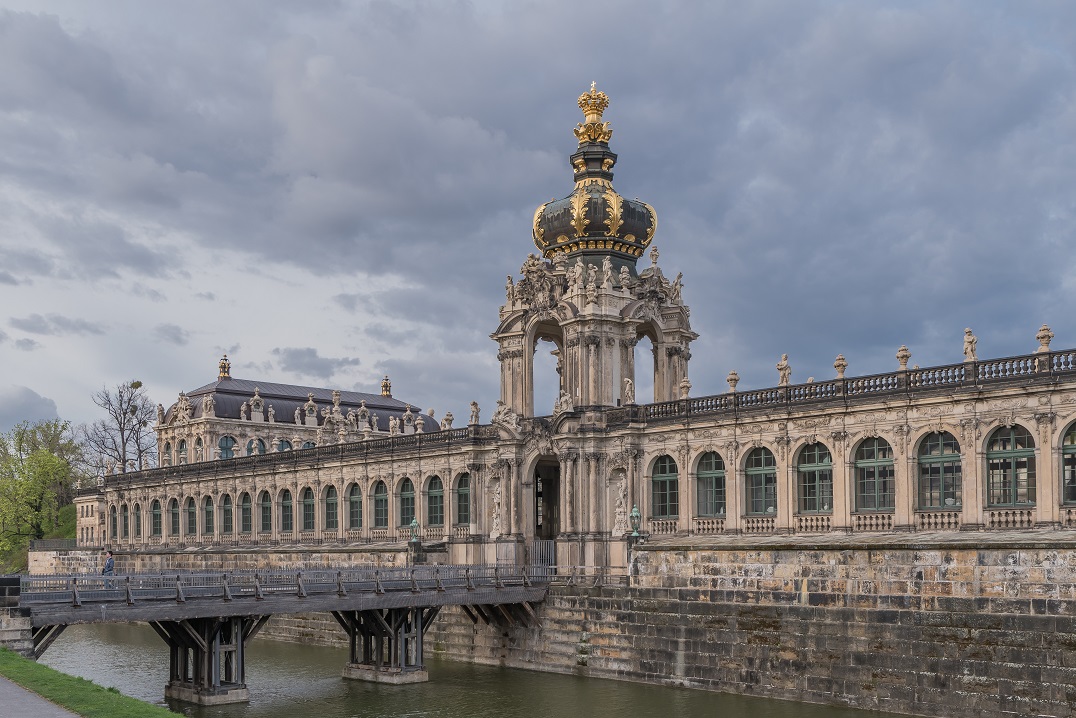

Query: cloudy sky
1,1,1075,434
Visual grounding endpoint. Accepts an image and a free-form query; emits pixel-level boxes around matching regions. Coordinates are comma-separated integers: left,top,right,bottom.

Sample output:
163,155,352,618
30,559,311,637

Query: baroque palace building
76,85,1076,569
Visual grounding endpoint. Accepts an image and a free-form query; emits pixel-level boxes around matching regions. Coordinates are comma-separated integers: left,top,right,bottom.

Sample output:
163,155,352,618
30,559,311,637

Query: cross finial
590,80,596,92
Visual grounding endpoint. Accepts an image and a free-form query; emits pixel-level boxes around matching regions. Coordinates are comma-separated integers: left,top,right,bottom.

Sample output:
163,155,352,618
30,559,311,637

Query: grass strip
0,647,176,717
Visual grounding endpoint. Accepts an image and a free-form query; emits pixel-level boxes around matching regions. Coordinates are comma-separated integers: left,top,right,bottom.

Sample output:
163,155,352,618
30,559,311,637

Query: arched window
278,439,292,453
918,432,962,509
374,481,389,528
456,474,471,525
110,505,117,540
185,498,196,536
855,438,895,511
651,456,679,519
247,439,266,456
121,504,130,539
151,500,162,537
348,485,362,529
219,436,237,459
240,493,252,533
302,488,315,531
221,495,233,534
1064,426,1076,504
746,448,777,515
194,437,203,462
797,444,833,514
325,486,338,531
280,490,293,533
169,499,180,537
178,440,187,464
427,476,444,527
696,452,725,517
986,425,1036,507
259,491,272,533
163,442,172,466
203,496,214,534
133,504,141,538
301,441,316,450
400,478,416,526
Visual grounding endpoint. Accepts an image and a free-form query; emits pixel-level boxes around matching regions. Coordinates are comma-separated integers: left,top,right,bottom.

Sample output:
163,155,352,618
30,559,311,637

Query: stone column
1036,413,1059,527
830,433,851,532
723,442,742,533
959,420,983,530
893,426,913,531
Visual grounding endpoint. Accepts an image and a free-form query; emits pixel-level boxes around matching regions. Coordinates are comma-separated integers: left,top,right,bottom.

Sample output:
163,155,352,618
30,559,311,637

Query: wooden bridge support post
150,615,268,705
333,606,439,684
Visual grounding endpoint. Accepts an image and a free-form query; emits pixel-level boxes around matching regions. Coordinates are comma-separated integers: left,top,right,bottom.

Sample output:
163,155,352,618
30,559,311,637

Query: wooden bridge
15,564,550,705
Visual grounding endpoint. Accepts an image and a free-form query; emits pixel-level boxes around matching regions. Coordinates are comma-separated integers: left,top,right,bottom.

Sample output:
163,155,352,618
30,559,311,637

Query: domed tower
492,85,696,417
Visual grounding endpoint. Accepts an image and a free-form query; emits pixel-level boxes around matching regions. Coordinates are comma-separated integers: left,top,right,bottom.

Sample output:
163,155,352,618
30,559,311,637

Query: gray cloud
9,313,105,336
271,347,361,381
132,283,166,302
0,270,17,285
14,338,38,351
0,385,58,433
153,323,189,346
196,291,216,301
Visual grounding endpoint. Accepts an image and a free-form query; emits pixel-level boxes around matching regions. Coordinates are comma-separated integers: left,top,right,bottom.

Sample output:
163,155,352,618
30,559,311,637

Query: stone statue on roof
176,393,192,422
440,412,454,430
202,394,215,417
156,403,165,425
469,402,480,425
303,393,317,417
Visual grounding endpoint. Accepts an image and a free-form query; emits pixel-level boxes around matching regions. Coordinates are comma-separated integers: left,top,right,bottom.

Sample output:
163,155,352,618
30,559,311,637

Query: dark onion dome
533,83,656,265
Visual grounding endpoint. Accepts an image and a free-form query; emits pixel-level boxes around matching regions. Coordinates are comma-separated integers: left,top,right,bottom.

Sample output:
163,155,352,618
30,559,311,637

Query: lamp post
409,517,420,543
629,505,641,538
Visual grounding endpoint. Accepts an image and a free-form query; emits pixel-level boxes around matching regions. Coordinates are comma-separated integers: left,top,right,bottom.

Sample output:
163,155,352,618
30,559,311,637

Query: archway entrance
534,459,560,541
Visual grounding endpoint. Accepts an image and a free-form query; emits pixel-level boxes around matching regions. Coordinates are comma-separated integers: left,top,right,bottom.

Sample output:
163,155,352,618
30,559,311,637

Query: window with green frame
280,490,293,533
169,499,180,537
374,481,389,528
133,504,141,538
651,455,679,519
186,498,196,536
745,448,777,515
240,493,252,533
301,441,316,450
855,438,895,511
221,495,233,534
151,500,162,537
259,491,272,533
247,439,266,456
695,452,725,517
797,443,833,513
456,474,470,525
178,440,187,464
277,439,292,452
348,485,362,529
427,476,444,527
986,425,1036,507
202,496,214,534
302,488,315,531
110,505,117,539
325,486,338,531
918,432,962,509
400,478,416,526
1064,426,1076,505
163,442,171,465
121,504,129,538
218,436,237,459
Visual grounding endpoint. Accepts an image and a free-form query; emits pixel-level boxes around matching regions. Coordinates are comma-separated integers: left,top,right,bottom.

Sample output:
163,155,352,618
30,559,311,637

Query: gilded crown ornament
574,81,613,145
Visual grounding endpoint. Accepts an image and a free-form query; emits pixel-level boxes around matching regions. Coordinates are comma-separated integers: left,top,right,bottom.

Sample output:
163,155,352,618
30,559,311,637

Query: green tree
0,424,74,555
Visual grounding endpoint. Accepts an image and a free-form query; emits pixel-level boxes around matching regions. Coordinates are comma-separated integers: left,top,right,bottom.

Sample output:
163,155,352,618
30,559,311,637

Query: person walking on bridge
101,550,114,588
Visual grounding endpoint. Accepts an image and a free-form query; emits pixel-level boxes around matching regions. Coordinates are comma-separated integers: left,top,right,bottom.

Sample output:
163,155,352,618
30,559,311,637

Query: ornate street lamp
409,517,420,543
629,505,641,538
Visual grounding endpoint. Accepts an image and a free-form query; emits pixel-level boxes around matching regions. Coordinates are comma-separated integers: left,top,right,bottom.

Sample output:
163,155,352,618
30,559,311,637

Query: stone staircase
0,576,33,657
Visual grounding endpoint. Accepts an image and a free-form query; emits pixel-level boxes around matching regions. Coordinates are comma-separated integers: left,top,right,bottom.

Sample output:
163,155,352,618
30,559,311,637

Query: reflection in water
42,623,906,718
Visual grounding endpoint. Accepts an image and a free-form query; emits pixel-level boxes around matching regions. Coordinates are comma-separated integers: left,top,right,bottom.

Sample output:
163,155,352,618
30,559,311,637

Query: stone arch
525,316,565,418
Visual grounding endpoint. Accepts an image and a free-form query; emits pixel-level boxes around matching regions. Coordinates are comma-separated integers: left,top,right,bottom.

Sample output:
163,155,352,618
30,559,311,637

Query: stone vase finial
834,354,848,379
896,345,911,371
726,370,739,393
679,377,691,399
1036,324,1054,352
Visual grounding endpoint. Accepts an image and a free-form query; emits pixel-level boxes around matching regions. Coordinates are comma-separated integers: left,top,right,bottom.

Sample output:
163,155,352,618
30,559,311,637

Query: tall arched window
855,438,895,511
186,498,196,536
1064,426,1076,505
456,474,471,525
121,504,130,539
247,439,266,456
325,486,338,531
986,425,1036,507
178,440,187,464
219,436,237,459
918,432,962,509
240,493,252,533
203,496,214,534
374,481,389,528
220,495,233,534
651,456,679,519
259,491,272,533
348,485,362,529
797,444,833,514
169,499,180,537
696,452,725,517
427,477,445,527
151,500,162,537
163,442,172,466
746,448,777,515
133,504,141,538
301,441,316,450
302,488,315,531
277,439,292,453
280,490,293,533
110,505,118,540
400,478,416,526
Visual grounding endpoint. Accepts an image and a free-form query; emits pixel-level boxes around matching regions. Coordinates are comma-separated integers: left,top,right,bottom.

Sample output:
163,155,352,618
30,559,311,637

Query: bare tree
82,380,158,473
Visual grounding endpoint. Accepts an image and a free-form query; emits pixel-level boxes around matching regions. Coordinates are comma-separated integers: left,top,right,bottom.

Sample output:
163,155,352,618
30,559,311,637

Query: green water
42,623,907,717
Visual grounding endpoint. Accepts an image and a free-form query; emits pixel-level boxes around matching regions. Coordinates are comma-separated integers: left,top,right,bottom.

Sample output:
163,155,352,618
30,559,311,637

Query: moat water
42,623,908,717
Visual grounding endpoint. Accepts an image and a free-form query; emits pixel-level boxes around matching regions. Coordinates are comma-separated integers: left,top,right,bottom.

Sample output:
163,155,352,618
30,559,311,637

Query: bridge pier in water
333,606,440,684
149,615,269,705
